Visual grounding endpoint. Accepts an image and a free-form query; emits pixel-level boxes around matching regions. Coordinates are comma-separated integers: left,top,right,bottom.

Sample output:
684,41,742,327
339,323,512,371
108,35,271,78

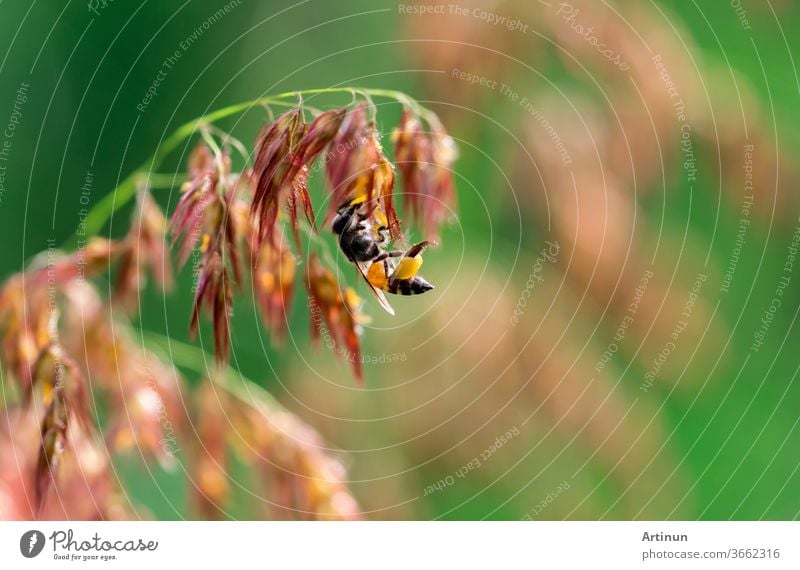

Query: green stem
199,126,227,190
142,330,282,409
147,173,187,188
67,87,429,249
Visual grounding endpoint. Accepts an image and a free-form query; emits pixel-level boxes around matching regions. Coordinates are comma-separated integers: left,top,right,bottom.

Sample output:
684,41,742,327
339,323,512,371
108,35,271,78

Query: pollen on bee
394,256,423,280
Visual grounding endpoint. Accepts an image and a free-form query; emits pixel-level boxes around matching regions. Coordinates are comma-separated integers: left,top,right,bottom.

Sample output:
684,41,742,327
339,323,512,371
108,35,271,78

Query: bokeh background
2,0,800,520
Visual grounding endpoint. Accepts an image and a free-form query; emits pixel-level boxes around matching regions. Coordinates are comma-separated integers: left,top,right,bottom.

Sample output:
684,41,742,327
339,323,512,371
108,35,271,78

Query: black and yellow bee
331,201,433,315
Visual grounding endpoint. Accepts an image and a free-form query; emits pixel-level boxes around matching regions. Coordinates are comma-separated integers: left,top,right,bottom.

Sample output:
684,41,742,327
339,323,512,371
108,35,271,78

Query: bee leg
404,241,431,258
375,225,389,246
373,250,404,262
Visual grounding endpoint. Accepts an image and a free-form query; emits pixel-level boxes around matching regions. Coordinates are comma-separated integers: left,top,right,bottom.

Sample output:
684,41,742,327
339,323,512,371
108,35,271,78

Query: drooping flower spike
305,254,366,383
114,186,173,310
171,141,243,364
253,229,296,344
392,110,458,241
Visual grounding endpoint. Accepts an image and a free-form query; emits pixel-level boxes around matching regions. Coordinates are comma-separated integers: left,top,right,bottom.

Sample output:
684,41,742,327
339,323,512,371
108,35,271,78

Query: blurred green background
2,0,800,520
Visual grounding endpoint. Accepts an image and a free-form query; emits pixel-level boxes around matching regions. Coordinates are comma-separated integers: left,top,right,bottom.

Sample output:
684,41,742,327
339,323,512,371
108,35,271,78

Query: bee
331,201,434,315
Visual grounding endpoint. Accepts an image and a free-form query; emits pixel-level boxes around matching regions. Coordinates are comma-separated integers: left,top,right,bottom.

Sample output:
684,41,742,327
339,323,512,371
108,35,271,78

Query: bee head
332,202,358,235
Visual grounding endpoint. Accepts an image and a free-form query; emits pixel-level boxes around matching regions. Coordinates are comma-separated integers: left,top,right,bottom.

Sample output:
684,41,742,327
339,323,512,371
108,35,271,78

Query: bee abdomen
388,276,434,295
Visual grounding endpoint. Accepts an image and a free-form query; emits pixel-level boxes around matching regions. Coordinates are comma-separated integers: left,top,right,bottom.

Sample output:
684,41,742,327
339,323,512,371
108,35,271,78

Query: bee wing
355,261,395,316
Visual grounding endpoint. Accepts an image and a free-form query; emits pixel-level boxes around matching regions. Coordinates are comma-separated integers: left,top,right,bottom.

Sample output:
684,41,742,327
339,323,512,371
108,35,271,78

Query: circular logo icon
20,530,45,558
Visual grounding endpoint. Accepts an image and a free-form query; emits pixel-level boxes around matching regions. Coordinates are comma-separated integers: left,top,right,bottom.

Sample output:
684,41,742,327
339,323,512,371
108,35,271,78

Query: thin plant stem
199,126,226,187
145,173,186,189
142,330,282,410
207,125,252,168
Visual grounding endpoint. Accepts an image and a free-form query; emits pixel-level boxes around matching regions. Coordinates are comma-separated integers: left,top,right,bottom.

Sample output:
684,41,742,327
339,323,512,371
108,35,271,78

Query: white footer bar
1,521,798,569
